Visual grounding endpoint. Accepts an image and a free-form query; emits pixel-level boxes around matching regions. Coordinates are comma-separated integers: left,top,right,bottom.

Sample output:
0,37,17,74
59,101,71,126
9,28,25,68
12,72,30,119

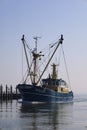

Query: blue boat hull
17,84,73,103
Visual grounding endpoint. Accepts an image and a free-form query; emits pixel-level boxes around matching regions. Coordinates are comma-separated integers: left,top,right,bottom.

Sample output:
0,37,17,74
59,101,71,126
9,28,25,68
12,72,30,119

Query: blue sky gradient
0,0,87,94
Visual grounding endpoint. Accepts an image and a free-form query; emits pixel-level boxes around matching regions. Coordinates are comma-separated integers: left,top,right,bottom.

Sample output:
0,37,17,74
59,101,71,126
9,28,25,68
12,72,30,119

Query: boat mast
21,35,32,83
33,36,42,85
52,64,58,79
36,34,63,85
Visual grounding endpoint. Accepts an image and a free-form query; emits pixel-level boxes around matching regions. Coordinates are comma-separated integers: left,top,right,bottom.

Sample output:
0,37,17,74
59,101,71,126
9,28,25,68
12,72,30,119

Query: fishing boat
16,34,73,103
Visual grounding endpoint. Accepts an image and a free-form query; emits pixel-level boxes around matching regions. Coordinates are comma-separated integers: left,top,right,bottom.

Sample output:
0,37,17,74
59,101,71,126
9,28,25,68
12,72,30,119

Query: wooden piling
0,85,3,101
16,87,18,100
6,85,8,100
10,85,13,100
0,85,21,101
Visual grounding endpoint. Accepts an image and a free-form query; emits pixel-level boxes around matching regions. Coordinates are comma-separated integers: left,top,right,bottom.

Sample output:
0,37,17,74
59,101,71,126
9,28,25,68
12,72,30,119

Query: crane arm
36,34,63,85
21,35,32,83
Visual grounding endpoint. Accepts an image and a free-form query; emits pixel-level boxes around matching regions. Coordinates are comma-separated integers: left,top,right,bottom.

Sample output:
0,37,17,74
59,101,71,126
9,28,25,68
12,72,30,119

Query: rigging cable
61,45,71,89
22,43,24,82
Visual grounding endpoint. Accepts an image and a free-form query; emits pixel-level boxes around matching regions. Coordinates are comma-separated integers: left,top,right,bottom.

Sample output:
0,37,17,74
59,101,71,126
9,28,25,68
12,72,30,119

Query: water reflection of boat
17,35,73,103
20,103,73,130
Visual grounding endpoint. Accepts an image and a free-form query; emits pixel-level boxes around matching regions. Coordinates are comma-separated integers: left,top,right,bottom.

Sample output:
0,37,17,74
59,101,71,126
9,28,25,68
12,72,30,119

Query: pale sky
0,0,87,94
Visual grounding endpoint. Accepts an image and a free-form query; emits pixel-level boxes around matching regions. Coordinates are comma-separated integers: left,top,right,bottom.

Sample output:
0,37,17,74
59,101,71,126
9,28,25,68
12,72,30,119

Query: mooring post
16,87,18,100
10,85,13,100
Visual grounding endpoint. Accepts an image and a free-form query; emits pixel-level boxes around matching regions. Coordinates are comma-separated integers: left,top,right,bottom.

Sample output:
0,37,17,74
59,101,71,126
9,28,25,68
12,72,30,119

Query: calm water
0,95,87,130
